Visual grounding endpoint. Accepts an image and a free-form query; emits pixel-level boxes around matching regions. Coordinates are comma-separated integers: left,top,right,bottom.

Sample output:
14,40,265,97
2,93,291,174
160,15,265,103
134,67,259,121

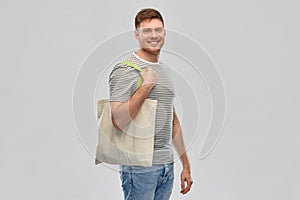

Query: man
109,8,193,200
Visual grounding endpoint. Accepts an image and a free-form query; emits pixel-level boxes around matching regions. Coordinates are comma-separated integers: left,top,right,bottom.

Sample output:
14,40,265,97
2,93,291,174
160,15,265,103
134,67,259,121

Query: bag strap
121,60,143,89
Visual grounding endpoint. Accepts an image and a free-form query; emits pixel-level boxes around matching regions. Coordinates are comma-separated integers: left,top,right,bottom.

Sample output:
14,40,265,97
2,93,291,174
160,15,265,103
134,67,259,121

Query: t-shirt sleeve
109,66,138,102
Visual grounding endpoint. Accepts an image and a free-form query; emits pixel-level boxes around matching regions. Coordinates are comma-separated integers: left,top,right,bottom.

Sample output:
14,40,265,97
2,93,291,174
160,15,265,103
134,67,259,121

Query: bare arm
111,68,158,130
172,107,193,194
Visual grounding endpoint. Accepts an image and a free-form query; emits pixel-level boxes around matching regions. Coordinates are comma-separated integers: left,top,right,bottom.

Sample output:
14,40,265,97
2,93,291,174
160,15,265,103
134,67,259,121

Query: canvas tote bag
95,61,157,166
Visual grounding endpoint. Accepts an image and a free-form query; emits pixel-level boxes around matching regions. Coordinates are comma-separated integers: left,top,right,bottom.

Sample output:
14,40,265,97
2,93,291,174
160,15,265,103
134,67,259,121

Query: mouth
148,41,160,47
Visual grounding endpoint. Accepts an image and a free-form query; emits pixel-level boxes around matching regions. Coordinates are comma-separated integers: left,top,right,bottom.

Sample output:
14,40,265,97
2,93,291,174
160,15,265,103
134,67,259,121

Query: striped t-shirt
109,53,175,164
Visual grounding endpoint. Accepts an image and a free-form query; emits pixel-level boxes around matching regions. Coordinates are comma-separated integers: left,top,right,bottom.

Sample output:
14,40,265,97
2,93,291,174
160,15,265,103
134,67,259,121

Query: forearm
172,109,190,169
111,83,154,130
173,130,190,169
173,115,193,194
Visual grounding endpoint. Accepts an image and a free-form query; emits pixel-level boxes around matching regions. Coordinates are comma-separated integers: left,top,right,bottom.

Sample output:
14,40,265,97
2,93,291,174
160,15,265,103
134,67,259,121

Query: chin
143,47,161,54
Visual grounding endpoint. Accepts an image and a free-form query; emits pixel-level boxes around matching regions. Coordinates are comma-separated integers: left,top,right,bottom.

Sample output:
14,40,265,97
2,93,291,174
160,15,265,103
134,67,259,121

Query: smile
148,41,159,45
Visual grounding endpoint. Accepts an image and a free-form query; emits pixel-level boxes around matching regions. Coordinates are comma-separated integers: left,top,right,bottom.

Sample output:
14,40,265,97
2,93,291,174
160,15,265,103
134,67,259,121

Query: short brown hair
135,8,164,29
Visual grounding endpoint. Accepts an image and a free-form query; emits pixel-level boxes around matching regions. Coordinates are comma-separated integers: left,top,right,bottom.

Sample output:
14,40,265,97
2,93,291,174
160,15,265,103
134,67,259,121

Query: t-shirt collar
133,52,159,65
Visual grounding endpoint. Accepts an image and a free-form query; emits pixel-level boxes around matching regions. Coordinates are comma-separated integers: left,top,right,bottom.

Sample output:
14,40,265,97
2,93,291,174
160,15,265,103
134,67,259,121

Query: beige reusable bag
95,61,157,166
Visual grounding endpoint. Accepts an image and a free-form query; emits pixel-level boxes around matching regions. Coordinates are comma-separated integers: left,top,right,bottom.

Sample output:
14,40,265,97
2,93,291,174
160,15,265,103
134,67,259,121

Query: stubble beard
142,47,161,56
141,41,164,56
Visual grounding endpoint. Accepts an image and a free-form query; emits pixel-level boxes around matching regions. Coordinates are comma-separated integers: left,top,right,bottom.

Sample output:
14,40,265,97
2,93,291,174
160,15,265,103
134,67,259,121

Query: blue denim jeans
119,163,174,200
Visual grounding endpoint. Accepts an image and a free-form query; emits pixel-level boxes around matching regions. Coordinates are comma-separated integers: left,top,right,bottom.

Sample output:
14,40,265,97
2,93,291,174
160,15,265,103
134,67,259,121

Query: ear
134,30,139,40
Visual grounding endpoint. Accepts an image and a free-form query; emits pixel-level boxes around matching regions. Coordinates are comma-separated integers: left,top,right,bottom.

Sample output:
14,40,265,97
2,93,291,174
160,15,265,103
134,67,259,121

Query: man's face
135,18,166,54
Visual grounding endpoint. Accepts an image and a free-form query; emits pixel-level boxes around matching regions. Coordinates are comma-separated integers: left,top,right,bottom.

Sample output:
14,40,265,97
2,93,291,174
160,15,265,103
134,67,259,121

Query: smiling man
109,8,193,200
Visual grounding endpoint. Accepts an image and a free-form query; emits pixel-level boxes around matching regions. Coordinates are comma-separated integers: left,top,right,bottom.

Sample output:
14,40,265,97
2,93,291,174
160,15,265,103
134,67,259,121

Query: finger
180,179,193,194
181,177,185,190
180,185,190,194
180,185,187,194
180,178,187,194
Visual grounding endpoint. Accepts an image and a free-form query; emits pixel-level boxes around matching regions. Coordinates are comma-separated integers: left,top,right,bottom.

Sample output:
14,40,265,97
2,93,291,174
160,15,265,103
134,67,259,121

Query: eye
155,28,163,33
142,28,152,34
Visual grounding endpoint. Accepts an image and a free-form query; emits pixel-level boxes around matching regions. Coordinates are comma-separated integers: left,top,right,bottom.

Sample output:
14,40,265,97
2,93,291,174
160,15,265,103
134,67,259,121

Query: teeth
150,42,159,45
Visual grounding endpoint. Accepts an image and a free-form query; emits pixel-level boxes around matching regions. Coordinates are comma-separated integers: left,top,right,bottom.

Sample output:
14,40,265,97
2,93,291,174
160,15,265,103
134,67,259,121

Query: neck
136,49,160,63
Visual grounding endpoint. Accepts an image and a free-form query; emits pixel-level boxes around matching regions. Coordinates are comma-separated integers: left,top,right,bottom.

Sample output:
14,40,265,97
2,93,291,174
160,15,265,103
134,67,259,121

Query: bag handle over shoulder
121,60,143,89
97,61,143,119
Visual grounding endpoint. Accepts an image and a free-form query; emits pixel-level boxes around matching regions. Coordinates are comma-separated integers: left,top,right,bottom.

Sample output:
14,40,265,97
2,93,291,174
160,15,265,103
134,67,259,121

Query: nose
150,31,159,38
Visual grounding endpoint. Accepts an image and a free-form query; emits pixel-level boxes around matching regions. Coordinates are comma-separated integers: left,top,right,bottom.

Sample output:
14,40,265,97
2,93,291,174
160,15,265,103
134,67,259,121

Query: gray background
3,0,300,199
